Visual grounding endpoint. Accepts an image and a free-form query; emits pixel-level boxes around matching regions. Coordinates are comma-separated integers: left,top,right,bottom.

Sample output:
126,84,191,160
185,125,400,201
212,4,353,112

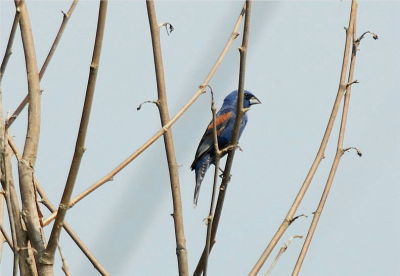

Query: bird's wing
191,111,234,169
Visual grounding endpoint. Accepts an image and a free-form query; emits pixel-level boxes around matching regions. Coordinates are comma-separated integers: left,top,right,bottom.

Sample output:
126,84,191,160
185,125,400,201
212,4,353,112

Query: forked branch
292,11,377,276
249,1,359,274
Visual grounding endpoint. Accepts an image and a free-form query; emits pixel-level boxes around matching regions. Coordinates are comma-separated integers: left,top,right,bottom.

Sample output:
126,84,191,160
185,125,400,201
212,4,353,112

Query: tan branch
203,86,221,276
0,224,14,250
194,1,252,275
1,128,19,275
42,1,246,228
0,10,20,85
40,1,108,274
57,245,71,276
292,7,376,275
2,142,34,275
249,2,358,274
6,0,79,129
146,1,188,274
14,0,46,268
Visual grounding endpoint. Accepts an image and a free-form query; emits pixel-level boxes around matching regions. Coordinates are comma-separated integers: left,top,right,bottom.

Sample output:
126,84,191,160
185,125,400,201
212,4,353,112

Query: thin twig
41,1,108,274
265,235,303,276
15,0,46,265
249,2,358,274
146,1,188,275
292,7,375,275
57,245,72,276
203,85,220,276
42,2,246,227
194,1,252,275
0,224,14,250
6,0,79,129
1,130,19,276
0,10,21,85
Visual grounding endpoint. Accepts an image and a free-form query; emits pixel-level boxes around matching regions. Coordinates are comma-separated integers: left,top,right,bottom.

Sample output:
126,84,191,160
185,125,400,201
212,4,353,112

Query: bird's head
223,90,261,109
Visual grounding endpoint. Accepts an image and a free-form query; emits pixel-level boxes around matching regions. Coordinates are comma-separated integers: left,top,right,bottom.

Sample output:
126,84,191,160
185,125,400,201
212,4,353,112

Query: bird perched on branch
191,90,261,206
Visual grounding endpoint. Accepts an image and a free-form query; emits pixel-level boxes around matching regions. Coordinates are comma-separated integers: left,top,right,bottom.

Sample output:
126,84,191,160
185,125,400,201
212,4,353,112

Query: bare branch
1,127,19,275
41,1,108,273
6,0,79,129
0,10,20,85
42,1,246,227
146,1,188,274
57,245,71,276
292,4,368,273
0,224,14,250
203,85,220,276
14,0,46,267
194,1,252,274
249,2,359,274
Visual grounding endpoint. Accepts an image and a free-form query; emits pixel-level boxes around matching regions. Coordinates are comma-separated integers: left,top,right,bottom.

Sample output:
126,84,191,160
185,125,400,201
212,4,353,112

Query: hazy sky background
1,1,399,275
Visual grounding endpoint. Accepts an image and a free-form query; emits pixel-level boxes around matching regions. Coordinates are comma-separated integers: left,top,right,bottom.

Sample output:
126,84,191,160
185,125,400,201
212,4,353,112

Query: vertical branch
146,1,189,275
40,0,108,274
2,143,34,275
249,1,358,274
14,0,46,265
6,0,79,129
203,87,220,276
1,84,18,273
194,1,252,275
1,140,19,276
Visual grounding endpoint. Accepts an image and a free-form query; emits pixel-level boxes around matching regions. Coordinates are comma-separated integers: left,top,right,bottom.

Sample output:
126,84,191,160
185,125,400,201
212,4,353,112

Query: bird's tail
193,154,211,206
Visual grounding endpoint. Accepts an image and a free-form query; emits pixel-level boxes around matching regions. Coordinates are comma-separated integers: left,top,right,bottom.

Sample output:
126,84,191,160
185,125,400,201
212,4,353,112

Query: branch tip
290,214,308,224
136,100,158,110
346,80,359,87
356,31,379,43
343,147,362,157
158,22,174,36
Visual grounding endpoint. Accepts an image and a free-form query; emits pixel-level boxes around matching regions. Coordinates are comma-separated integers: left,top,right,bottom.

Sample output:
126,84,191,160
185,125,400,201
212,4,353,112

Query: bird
191,90,261,206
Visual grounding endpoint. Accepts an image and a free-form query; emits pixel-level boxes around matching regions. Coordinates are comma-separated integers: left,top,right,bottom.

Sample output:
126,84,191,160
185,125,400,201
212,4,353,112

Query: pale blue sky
1,1,399,275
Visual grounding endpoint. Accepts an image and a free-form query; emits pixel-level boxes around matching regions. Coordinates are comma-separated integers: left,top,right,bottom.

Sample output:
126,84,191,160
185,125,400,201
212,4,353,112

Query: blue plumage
191,90,261,205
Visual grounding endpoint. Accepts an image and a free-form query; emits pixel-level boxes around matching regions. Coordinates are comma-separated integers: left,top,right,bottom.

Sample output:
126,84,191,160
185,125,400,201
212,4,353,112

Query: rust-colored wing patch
207,112,232,130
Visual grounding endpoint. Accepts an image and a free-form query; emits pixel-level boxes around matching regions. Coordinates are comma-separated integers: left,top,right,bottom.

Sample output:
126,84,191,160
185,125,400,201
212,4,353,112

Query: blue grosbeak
191,90,261,205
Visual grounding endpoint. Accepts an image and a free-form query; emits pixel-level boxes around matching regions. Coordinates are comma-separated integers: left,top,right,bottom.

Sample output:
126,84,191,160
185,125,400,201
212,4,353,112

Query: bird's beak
249,96,261,105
